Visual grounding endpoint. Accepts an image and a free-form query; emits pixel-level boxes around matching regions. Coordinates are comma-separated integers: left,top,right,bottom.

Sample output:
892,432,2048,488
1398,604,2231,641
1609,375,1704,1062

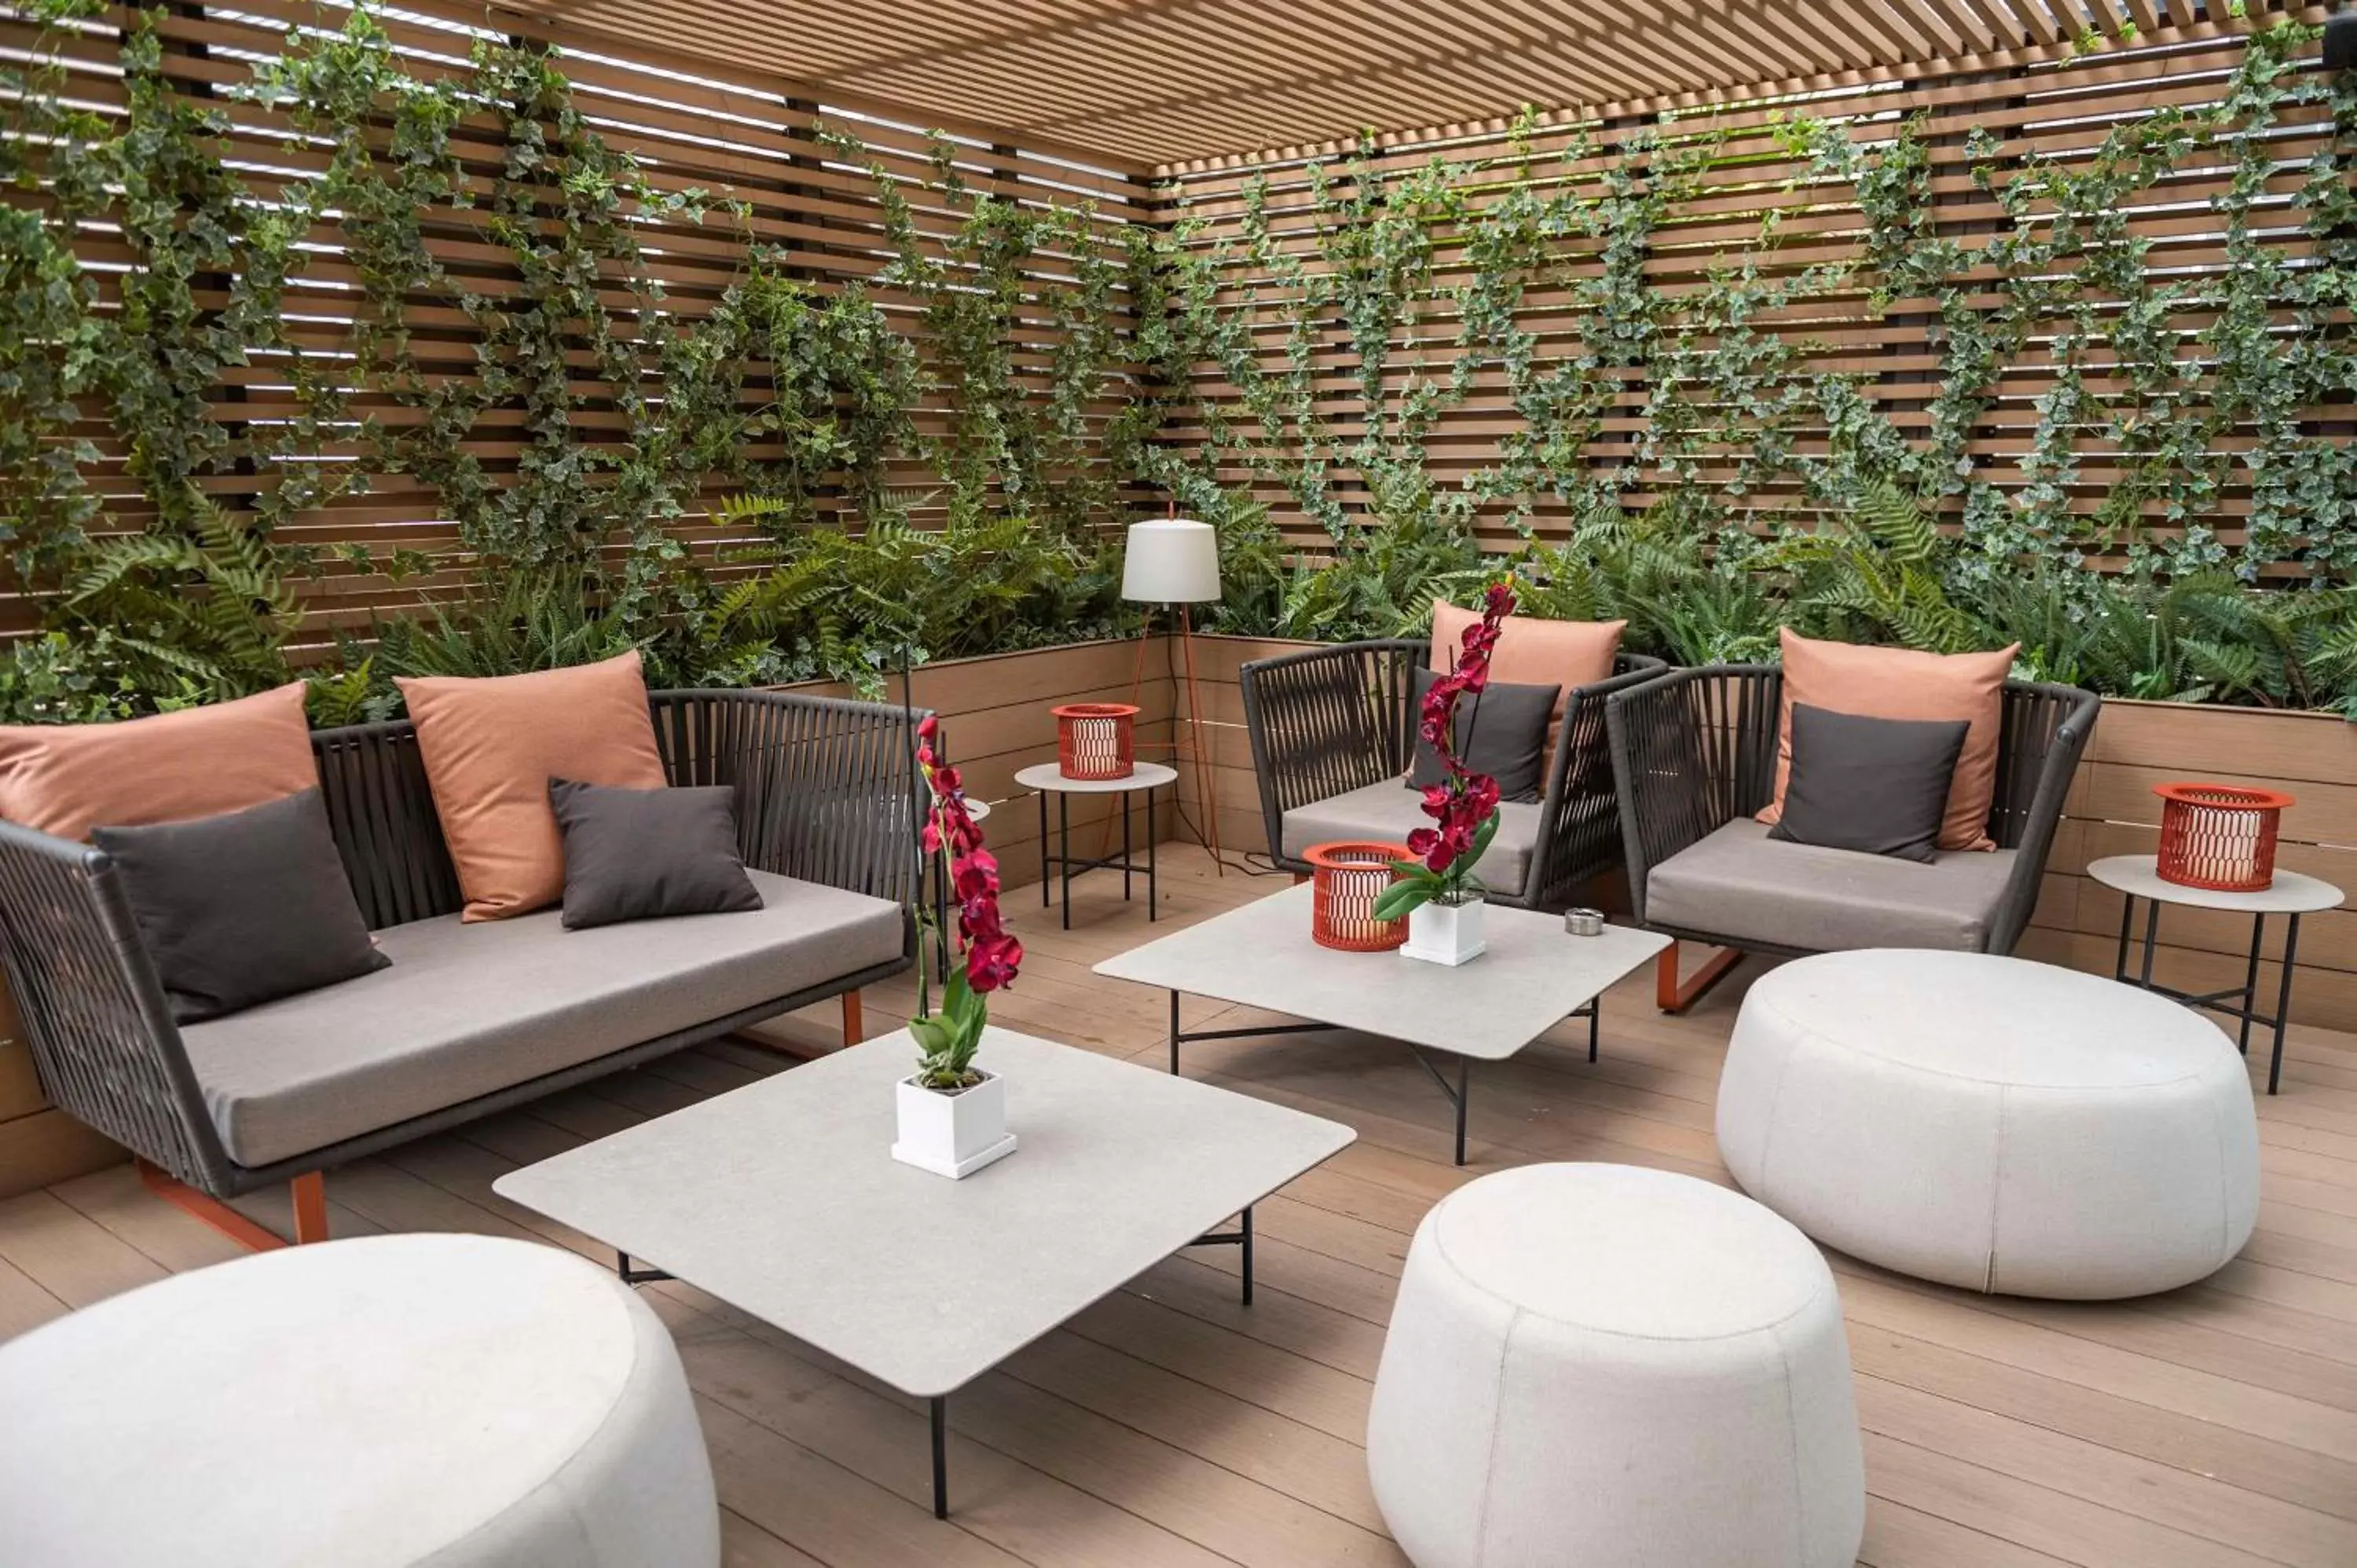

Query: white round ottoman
0,1233,719,1568
1367,1163,1864,1568
1719,949,2261,1299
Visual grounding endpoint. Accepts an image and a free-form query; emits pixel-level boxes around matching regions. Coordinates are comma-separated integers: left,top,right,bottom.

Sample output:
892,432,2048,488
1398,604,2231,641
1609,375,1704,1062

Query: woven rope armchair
1604,665,2097,1007
1239,639,1666,910
0,689,925,1241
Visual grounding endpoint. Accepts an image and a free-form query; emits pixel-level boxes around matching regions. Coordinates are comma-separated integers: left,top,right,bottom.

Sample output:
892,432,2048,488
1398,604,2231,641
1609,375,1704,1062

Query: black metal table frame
619,1215,1253,1521
1162,988,1602,1167
2112,893,2303,1095
1036,782,1160,930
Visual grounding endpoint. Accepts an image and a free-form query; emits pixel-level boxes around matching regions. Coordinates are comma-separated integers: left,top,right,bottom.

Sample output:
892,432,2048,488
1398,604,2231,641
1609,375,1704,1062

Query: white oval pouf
1719,949,2261,1299
0,1233,719,1568
1367,1163,1864,1568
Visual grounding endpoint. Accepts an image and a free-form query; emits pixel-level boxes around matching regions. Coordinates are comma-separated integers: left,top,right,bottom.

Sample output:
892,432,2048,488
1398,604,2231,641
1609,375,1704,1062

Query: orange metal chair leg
139,1160,328,1251
1655,943,1743,1014
842,987,865,1046
289,1171,329,1245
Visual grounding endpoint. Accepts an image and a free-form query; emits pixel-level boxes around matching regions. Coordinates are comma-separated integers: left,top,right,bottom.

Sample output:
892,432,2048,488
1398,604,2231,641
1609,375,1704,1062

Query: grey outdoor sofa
1606,664,2098,1009
0,689,923,1244
1240,639,1666,910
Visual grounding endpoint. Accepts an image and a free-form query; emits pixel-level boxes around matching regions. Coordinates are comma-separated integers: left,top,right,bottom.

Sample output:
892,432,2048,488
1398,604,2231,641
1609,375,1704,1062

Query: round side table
2088,854,2344,1095
1014,760,1177,929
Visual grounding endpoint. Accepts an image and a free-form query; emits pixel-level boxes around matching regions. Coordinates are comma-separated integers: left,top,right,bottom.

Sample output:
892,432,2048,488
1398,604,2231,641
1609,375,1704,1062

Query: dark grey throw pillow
1406,665,1561,803
549,778,764,930
1768,703,1970,864
92,788,389,1024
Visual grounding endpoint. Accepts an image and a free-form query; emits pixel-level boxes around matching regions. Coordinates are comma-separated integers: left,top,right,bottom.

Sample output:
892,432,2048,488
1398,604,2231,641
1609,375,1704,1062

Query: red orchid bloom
917,730,1023,1000
1414,584,1518,875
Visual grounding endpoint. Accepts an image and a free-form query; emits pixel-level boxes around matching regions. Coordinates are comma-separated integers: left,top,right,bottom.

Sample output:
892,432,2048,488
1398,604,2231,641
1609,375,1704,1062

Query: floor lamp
1121,518,1225,876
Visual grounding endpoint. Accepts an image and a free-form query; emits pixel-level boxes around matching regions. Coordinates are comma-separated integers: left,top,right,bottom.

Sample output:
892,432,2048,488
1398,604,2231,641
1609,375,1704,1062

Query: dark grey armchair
0,689,923,1245
1240,639,1666,910
1605,665,2097,1007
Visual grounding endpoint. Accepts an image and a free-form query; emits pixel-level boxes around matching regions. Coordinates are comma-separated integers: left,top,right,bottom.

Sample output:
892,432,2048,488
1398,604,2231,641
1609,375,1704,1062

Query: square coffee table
1094,884,1670,1163
493,1027,1353,1519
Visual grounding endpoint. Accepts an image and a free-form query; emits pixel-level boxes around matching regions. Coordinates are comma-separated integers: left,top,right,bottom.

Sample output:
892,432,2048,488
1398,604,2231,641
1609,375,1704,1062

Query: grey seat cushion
181,870,904,1167
1646,819,2018,953
1280,782,1540,896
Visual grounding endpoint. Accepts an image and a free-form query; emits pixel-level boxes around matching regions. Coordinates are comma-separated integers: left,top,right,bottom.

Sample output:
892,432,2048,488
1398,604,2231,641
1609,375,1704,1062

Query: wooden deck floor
4,844,2355,1566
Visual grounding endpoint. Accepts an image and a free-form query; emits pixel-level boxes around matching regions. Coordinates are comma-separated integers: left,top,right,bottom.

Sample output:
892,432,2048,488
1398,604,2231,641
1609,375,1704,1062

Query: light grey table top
1094,884,1671,1061
493,1028,1352,1398
1014,760,1178,795
2088,854,2343,915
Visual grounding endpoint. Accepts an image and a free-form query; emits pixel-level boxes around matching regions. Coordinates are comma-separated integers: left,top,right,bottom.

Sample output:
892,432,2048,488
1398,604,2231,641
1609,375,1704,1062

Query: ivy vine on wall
0,0,1144,716
1159,20,2355,589
0,3,2352,722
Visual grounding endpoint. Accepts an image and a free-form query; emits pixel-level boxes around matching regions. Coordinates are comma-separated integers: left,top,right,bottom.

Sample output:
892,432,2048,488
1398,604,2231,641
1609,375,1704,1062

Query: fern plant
1773,482,1981,654
370,569,644,683
62,504,303,704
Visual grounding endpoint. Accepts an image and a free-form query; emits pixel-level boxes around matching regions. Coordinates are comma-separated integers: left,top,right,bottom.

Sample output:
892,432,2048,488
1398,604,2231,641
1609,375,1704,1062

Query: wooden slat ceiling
489,0,2304,173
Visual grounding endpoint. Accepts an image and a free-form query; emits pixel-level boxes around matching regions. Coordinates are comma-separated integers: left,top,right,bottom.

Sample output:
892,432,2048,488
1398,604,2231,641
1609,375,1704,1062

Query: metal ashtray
1563,907,1606,937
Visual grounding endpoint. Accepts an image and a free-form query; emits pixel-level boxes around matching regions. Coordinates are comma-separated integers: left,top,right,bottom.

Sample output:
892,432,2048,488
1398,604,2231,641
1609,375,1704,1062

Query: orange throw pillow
397,652,668,921
1431,601,1626,779
1759,628,2019,852
0,683,318,842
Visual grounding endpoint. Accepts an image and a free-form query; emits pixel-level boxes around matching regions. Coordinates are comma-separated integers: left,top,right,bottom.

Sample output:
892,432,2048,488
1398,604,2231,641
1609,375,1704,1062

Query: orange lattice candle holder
2154,782,2293,892
1054,702,1138,780
1307,841,1416,952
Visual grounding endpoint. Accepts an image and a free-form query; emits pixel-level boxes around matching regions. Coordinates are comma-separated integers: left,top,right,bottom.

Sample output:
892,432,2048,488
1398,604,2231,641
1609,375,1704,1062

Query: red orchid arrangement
1373,581,1517,922
910,713,1022,1090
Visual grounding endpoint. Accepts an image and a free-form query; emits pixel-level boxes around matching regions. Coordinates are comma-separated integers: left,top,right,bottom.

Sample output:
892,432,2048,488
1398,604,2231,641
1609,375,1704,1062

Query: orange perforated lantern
2154,782,2293,892
1053,703,1137,780
1307,841,1415,951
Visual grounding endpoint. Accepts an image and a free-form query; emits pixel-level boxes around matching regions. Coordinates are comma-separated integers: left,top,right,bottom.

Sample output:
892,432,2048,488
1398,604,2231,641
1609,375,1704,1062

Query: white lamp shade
1122,518,1222,603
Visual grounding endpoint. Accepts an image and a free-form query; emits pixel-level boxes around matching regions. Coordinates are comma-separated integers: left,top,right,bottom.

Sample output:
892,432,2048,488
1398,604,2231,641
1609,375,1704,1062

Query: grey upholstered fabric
93,788,387,1024
1406,667,1560,802
1768,704,1970,864
181,870,902,1166
1647,819,2018,952
548,778,762,929
1281,782,1541,892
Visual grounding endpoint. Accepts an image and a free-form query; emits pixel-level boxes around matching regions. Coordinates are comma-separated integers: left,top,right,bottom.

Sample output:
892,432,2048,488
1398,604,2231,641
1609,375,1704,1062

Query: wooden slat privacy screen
1153,16,2354,573
0,0,1156,645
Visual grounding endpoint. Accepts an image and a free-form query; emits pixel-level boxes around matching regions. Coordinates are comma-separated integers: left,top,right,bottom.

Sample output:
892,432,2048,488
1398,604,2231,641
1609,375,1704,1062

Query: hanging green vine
0,4,2351,721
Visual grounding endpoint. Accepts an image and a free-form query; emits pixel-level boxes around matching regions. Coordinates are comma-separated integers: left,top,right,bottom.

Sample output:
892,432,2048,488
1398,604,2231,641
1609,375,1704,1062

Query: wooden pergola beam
483,0,2316,169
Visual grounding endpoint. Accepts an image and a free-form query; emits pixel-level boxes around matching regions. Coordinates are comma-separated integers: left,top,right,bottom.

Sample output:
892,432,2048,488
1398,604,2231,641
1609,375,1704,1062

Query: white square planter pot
892,1069,1018,1178
1402,899,1487,965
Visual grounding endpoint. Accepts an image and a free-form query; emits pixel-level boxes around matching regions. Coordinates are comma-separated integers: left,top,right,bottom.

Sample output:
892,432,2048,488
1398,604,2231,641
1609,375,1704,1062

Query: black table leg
2270,914,2300,1096
1168,988,1181,1074
1241,1204,1254,1305
1147,788,1158,921
1587,998,1600,1064
1455,1056,1470,1166
1407,1046,1475,1165
1059,792,1072,931
615,1251,671,1286
1123,789,1133,899
2115,892,2305,1097
1189,1205,1255,1305
1037,791,1050,909
930,1395,948,1519
2238,913,2264,1057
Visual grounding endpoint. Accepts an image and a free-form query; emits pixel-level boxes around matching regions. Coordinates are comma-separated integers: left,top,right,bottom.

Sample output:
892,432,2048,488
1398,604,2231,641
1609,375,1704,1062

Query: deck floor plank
2,848,2351,1565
